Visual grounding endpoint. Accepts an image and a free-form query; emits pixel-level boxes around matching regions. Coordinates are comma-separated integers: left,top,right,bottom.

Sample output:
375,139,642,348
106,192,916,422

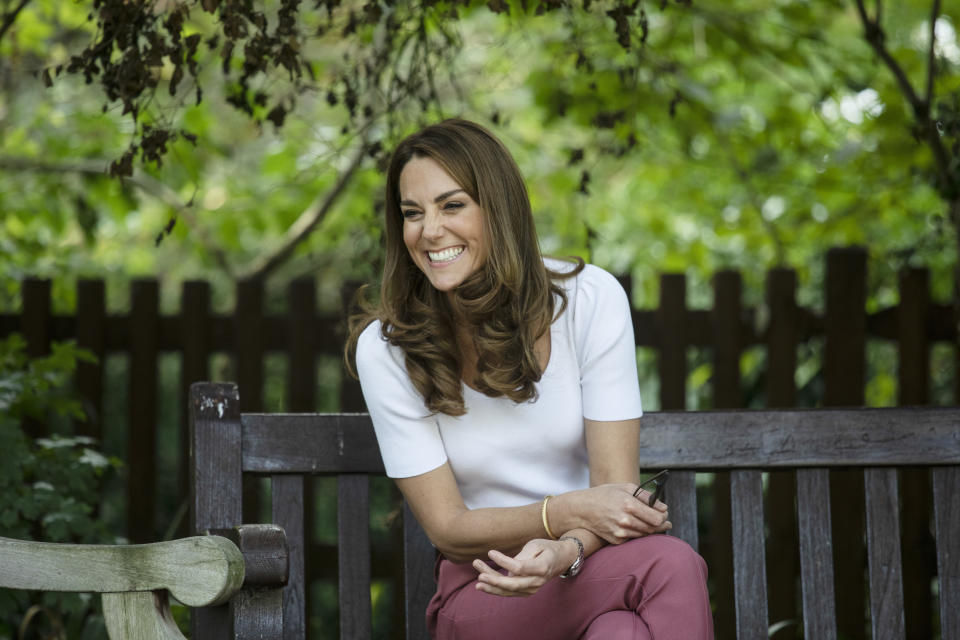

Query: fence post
764,268,800,635
236,279,265,523
824,247,867,640
286,277,314,637
180,280,212,538
76,279,106,441
898,267,934,640
711,271,741,638
128,279,160,543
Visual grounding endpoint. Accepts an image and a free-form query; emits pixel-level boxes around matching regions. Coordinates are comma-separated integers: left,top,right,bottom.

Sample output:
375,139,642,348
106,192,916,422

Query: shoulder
546,258,627,308
356,319,404,378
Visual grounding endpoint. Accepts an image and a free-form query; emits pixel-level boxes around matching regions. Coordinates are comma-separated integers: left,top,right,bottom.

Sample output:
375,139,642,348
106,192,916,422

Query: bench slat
637,408,960,468
273,475,306,640
242,414,384,474
864,468,905,639
730,470,768,638
667,470,698,550
933,466,960,640
338,475,372,640
796,468,837,640
403,501,436,640
190,383,244,640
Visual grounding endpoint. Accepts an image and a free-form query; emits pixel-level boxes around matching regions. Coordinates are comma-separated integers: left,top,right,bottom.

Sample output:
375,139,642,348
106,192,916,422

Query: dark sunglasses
633,469,669,507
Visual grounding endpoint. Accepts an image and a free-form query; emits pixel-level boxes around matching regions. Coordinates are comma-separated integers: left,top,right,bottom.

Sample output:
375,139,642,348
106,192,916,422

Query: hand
573,483,671,544
472,538,576,597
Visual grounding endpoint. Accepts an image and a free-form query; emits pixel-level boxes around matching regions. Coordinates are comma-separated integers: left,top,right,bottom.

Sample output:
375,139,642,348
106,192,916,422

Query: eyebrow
399,189,465,208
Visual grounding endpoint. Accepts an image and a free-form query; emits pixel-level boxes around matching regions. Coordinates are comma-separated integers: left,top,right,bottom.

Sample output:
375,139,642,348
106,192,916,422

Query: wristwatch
558,536,584,578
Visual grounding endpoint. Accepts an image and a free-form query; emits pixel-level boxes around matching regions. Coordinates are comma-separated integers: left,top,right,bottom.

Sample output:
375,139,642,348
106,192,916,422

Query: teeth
428,247,464,262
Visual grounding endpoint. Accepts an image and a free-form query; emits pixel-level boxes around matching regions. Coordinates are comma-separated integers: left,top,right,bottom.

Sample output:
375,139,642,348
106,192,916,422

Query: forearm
429,490,591,563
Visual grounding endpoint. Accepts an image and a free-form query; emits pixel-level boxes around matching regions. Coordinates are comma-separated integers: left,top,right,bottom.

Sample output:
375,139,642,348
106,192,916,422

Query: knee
642,535,708,588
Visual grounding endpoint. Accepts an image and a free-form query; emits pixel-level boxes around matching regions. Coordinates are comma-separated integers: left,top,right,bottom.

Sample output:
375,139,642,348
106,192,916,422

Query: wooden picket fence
1,246,953,640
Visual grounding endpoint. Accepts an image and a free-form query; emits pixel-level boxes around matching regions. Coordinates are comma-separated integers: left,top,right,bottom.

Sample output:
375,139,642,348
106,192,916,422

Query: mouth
427,246,465,263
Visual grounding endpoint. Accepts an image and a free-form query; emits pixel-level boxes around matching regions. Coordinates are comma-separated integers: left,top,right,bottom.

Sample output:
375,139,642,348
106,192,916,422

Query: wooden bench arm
0,534,244,607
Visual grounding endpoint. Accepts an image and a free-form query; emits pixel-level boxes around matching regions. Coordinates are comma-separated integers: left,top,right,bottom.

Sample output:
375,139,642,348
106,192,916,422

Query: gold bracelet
541,495,558,540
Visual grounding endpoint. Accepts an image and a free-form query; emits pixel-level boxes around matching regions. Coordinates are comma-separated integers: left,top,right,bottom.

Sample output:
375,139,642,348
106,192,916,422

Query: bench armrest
0,534,244,607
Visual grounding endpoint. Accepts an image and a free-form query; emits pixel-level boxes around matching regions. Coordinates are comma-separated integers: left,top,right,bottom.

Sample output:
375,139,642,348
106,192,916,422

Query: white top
355,260,643,510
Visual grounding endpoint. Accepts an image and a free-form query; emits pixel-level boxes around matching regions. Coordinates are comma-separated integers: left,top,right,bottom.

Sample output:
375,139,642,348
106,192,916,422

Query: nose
422,209,444,240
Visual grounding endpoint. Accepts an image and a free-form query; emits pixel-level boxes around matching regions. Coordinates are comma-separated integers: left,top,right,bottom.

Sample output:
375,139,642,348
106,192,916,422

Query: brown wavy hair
346,119,582,416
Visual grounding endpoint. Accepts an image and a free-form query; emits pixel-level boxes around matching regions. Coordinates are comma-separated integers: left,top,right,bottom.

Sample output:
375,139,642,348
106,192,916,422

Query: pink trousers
426,534,714,640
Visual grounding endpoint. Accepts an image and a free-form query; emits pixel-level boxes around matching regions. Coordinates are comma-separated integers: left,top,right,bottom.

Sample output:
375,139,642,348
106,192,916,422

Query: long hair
347,119,582,416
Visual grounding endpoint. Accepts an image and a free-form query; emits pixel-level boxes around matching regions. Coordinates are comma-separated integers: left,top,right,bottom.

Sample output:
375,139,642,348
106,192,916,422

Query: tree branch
0,0,31,43
926,0,940,104
0,155,237,278
852,0,952,192
236,138,369,282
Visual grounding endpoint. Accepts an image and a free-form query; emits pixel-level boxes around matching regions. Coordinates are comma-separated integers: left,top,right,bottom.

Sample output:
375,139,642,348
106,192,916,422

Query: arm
396,418,669,567
473,418,670,597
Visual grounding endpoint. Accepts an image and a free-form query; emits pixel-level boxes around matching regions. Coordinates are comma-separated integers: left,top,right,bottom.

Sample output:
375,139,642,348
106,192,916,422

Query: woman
348,119,713,639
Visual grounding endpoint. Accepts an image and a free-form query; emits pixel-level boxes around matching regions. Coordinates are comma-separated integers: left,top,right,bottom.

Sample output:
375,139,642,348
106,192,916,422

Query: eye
402,209,422,220
443,201,464,212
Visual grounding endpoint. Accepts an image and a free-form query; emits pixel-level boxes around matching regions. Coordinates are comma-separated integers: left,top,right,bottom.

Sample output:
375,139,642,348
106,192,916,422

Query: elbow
438,550,474,564
431,538,476,565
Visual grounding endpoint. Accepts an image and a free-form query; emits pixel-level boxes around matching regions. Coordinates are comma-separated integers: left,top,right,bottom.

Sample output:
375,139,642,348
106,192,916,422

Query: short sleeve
571,265,644,421
356,321,448,478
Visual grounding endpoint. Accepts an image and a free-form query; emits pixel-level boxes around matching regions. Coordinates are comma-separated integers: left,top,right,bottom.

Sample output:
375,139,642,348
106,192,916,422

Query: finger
476,571,543,596
472,558,501,577
475,581,531,597
487,549,522,574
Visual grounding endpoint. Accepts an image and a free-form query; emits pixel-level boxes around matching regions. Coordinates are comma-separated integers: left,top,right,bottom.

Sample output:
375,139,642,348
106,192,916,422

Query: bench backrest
189,382,960,640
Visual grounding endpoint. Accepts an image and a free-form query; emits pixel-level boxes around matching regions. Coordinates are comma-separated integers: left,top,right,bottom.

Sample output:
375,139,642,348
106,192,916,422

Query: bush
0,334,120,640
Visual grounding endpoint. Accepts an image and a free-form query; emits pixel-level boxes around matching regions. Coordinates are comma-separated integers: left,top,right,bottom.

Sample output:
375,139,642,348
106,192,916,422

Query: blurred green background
1,0,959,638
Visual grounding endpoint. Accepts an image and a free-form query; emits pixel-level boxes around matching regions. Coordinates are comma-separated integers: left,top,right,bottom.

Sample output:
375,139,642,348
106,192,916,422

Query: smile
427,246,465,263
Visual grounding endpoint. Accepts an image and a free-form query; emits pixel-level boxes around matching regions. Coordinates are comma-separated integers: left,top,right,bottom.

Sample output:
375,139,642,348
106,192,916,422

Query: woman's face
399,155,486,292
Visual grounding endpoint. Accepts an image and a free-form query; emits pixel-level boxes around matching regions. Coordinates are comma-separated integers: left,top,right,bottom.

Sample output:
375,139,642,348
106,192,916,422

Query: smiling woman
345,119,713,640
398,156,486,293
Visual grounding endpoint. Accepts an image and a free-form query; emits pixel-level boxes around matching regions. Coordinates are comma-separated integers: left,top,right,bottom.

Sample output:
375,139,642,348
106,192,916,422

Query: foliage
0,335,120,640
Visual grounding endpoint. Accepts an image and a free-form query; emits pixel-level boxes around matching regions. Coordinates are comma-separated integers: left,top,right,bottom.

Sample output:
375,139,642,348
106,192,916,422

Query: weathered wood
188,393,960,640
667,470,698,550
76,278,105,440
796,468,837,640
864,468,906,639
338,475,372,640
102,591,185,640
710,271,740,638
129,279,160,543
932,466,959,640
730,470,768,639
635,407,960,468
241,413,385,473
215,524,288,640
272,475,305,640
825,247,868,640
0,535,243,606
403,501,436,640
231,588,285,640
190,382,244,640
765,268,800,637
897,268,934,640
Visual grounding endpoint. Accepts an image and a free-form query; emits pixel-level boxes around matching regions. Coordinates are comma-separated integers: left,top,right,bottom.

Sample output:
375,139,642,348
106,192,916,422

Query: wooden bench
189,382,960,640
0,525,290,639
